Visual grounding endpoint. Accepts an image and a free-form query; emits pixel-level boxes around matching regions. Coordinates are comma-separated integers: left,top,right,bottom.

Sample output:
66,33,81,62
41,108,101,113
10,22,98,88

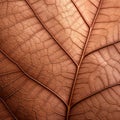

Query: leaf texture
0,0,120,120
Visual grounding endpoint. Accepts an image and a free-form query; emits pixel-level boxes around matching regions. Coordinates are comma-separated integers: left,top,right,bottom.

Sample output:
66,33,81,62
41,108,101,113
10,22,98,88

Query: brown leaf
0,0,120,119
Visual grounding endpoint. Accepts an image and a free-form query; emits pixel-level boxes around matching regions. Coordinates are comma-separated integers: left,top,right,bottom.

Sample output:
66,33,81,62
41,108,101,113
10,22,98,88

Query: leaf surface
0,0,120,120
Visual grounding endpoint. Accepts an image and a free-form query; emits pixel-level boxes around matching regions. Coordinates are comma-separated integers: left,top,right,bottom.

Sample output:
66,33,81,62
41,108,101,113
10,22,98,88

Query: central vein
66,0,103,119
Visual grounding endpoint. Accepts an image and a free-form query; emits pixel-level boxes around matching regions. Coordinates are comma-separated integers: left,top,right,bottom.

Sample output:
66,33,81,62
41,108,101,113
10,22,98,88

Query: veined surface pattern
0,0,120,120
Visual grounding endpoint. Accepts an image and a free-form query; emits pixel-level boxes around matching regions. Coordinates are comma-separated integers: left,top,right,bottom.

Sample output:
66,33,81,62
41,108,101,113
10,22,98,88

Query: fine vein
71,82,120,108
0,98,18,120
0,49,67,106
25,0,78,66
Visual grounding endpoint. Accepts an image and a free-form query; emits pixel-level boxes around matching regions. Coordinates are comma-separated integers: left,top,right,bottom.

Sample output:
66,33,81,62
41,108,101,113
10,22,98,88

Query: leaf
0,0,120,120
